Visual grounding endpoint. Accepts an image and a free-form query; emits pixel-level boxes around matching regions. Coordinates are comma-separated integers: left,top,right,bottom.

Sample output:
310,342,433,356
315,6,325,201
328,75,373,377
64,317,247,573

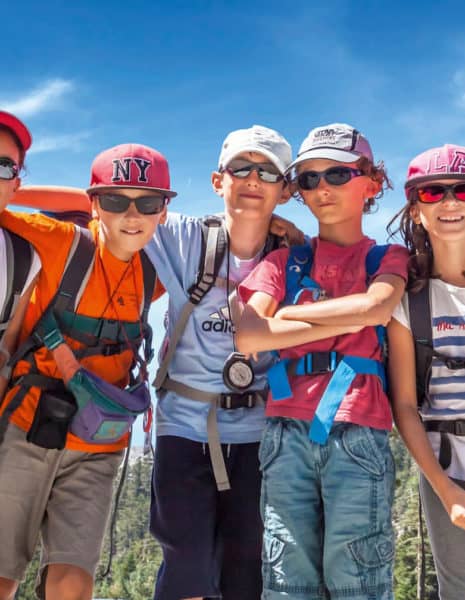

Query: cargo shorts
0,424,123,595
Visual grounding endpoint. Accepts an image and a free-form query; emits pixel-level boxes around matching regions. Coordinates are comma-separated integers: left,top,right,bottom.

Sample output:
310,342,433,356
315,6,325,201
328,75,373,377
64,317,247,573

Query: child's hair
0,124,26,168
356,156,392,213
290,156,392,213
388,144,465,292
387,189,435,293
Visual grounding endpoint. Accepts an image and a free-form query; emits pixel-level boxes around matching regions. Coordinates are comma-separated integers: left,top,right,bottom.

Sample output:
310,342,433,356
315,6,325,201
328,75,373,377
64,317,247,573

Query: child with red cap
0,142,175,600
388,144,465,599
0,111,40,400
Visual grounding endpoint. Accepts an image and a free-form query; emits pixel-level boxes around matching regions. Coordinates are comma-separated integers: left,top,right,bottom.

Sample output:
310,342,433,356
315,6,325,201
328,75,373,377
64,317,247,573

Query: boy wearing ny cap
236,123,408,599
0,111,41,400
145,125,291,600
0,143,173,600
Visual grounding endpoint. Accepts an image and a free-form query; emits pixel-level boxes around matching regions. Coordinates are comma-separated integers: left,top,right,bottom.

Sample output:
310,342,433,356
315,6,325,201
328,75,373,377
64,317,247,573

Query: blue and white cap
288,123,374,171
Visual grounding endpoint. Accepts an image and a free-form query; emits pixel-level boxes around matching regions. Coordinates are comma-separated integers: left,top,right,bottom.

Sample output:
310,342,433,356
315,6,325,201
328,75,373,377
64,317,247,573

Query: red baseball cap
86,143,177,197
0,111,32,151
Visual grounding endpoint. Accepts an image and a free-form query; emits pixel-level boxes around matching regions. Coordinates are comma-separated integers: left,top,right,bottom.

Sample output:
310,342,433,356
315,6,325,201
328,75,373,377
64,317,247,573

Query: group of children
0,110,464,600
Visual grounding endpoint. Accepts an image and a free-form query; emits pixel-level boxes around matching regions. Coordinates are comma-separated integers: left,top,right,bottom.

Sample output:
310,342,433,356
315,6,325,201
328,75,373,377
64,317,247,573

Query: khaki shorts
0,424,123,593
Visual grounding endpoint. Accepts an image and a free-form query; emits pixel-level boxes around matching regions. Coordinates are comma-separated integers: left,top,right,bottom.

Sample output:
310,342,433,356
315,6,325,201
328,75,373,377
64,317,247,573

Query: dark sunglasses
0,157,19,180
224,159,284,183
96,193,168,215
416,183,465,204
297,167,363,190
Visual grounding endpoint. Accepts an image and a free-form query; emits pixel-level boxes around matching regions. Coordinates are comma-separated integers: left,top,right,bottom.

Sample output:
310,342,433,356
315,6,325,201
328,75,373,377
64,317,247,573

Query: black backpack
408,283,465,468
0,230,33,341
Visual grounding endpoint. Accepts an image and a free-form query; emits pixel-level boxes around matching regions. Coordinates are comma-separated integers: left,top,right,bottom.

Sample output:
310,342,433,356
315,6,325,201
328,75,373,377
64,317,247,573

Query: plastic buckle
453,421,465,435
445,357,465,370
99,319,120,341
306,352,332,375
43,329,65,351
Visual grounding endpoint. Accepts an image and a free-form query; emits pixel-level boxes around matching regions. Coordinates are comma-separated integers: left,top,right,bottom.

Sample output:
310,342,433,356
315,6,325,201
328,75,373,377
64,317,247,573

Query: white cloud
29,131,92,154
0,79,74,118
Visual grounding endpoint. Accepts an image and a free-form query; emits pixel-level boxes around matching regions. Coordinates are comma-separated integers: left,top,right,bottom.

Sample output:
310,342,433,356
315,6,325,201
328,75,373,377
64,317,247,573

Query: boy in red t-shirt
0,143,174,600
236,124,408,599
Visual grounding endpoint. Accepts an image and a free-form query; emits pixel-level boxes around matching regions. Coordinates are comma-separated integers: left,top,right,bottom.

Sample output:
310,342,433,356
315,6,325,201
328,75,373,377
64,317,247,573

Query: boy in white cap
236,123,408,599
145,125,291,600
0,142,174,600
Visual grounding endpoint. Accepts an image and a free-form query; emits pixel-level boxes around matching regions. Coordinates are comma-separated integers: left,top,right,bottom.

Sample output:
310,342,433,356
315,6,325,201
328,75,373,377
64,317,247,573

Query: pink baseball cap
86,143,177,197
0,111,32,151
405,144,465,192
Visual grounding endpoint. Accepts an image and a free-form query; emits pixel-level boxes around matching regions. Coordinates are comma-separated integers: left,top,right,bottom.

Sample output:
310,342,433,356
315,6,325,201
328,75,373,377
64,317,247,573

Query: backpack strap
0,226,94,444
408,282,453,469
153,216,237,491
408,283,433,408
270,242,391,445
284,242,321,305
365,244,390,348
153,216,227,390
139,249,157,364
0,231,33,338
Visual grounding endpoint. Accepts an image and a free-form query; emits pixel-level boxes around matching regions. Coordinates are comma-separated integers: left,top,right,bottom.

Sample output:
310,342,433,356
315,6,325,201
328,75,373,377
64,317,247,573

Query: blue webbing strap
270,242,390,442
308,356,385,444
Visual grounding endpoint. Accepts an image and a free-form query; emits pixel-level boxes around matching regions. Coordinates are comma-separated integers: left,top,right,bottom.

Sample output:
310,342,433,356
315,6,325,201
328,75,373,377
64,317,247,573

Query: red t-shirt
239,236,408,430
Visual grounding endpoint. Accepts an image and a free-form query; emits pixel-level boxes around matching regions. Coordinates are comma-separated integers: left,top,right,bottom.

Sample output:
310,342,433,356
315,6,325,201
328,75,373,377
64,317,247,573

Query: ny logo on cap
112,157,152,183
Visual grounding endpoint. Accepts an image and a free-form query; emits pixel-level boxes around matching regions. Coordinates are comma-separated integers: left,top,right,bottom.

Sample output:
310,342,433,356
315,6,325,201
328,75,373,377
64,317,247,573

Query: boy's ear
91,196,100,219
159,205,168,225
277,182,292,205
365,179,382,198
14,177,21,192
211,171,224,197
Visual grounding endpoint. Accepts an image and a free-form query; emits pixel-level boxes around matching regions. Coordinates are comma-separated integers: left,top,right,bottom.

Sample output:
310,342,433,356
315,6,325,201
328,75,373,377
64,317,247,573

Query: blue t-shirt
144,212,272,444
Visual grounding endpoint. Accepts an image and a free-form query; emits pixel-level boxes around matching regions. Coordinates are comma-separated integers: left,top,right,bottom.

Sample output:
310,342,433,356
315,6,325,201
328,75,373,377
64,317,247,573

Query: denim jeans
259,419,395,600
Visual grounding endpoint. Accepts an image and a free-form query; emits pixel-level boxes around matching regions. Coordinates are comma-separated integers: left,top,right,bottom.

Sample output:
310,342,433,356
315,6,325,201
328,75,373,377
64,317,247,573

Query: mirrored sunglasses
97,193,168,214
297,167,363,190
0,157,19,180
416,183,465,204
224,159,283,183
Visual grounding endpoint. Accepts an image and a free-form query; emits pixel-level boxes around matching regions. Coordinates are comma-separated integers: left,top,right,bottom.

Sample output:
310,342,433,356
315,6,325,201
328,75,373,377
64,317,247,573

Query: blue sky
3,0,465,444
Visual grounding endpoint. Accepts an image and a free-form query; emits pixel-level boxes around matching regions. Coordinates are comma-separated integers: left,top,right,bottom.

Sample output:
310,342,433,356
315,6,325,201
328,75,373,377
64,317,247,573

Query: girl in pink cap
388,144,465,599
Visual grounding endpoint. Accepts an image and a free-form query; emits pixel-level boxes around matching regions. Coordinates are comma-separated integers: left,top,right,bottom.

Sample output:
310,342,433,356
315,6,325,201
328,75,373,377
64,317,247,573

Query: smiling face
0,129,21,212
93,188,167,261
411,178,465,244
211,151,289,221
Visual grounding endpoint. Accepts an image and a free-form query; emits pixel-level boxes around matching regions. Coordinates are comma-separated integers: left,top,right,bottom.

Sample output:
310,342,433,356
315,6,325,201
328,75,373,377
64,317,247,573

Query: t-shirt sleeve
392,293,410,330
372,243,409,282
238,247,289,305
144,212,202,295
152,277,165,301
0,210,74,264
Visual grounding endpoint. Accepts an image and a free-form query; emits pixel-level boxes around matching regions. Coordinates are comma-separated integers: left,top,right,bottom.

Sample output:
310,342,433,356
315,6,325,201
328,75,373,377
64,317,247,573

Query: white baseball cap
288,123,374,171
218,124,292,175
